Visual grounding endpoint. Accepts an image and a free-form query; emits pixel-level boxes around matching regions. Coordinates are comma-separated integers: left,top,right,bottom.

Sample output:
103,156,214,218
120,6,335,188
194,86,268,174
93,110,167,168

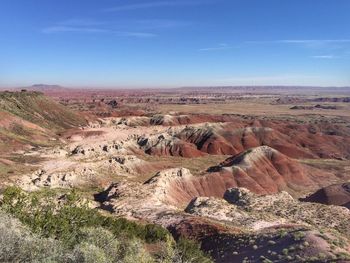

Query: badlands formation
1,90,350,262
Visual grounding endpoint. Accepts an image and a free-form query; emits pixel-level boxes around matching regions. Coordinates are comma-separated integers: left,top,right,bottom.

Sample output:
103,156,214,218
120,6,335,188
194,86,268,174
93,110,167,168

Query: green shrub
1,187,169,247
175,238,212,263
0,187,213,263
0,210,72,262
0,210,157,263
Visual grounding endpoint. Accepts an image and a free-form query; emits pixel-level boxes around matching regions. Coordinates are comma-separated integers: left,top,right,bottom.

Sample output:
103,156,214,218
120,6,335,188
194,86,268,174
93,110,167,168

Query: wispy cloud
57,18,191,30
199,43,234,51
57,19,107,27
246,39,350,50
311,55,337,59
43,18,190,37
103,0,212,12
247,39,350,44
42,26,156,37
43,18,160,37
43,26,108,34
200,39,350,52
115,31,156,37
126,19,192,29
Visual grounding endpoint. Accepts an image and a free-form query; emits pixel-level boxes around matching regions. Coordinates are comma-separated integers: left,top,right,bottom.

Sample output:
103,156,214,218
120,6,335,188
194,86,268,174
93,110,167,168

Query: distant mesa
26,84,66,91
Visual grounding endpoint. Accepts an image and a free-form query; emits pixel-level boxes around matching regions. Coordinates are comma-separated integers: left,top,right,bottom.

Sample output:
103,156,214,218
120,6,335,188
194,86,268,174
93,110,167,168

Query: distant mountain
25,84,66,91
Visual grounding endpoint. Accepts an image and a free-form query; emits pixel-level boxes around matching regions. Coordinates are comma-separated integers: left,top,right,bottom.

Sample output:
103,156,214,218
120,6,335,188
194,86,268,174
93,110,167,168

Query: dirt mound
207,146,336,194
143,168,243,206
137,133,206,157
301,182,350,209
177,121,350,159
95,167,233,218
95,169,350,261
93,169,197,221
98,145,339,204
96,147,337,210
139,120,350,160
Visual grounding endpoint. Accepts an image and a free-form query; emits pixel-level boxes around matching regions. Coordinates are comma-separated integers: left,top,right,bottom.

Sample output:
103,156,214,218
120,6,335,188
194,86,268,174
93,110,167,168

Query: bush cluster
1,187,169,246
0,187,212,263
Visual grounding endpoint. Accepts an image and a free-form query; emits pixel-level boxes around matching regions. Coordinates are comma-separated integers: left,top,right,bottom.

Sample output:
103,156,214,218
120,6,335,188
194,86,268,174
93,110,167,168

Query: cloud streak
200,39,350,52
43,26,108,34
247,39,350,44
42,18,190,37
246,39,350,50
311,55,337,59
199,43,234,51
103,0,212,12
57,19,107,27
127,19,192,29
42,26,156,37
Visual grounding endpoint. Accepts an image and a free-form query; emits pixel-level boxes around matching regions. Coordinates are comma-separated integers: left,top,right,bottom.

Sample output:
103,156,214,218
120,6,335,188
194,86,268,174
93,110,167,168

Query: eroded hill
1,90,350,262
0,91,86,153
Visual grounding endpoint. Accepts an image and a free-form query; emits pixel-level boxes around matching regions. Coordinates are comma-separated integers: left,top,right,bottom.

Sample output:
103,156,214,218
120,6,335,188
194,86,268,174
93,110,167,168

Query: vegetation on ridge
0,91,86,129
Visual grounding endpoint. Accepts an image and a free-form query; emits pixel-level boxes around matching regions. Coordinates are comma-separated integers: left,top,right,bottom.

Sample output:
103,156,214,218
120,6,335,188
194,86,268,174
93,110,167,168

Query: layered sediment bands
140,119,350,160
96,147,336,213
144,169,236,206
177,121,350,159
207,146,336,194
137,134,206,157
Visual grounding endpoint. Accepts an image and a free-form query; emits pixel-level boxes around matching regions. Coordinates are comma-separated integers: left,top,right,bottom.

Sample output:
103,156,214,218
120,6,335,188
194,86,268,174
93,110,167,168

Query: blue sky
1,0,350,87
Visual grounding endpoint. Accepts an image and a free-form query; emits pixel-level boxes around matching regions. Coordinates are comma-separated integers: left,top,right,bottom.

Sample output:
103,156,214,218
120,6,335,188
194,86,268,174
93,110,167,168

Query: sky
0,0,350,88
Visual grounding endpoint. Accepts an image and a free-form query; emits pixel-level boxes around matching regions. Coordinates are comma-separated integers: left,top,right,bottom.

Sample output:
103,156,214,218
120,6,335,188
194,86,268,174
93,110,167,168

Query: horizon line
1,84,350,91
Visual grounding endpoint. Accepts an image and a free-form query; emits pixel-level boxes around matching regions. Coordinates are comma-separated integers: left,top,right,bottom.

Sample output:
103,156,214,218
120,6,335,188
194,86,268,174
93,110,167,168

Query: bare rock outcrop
221,188,350,235
137,132,205,157
18,168,94,191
